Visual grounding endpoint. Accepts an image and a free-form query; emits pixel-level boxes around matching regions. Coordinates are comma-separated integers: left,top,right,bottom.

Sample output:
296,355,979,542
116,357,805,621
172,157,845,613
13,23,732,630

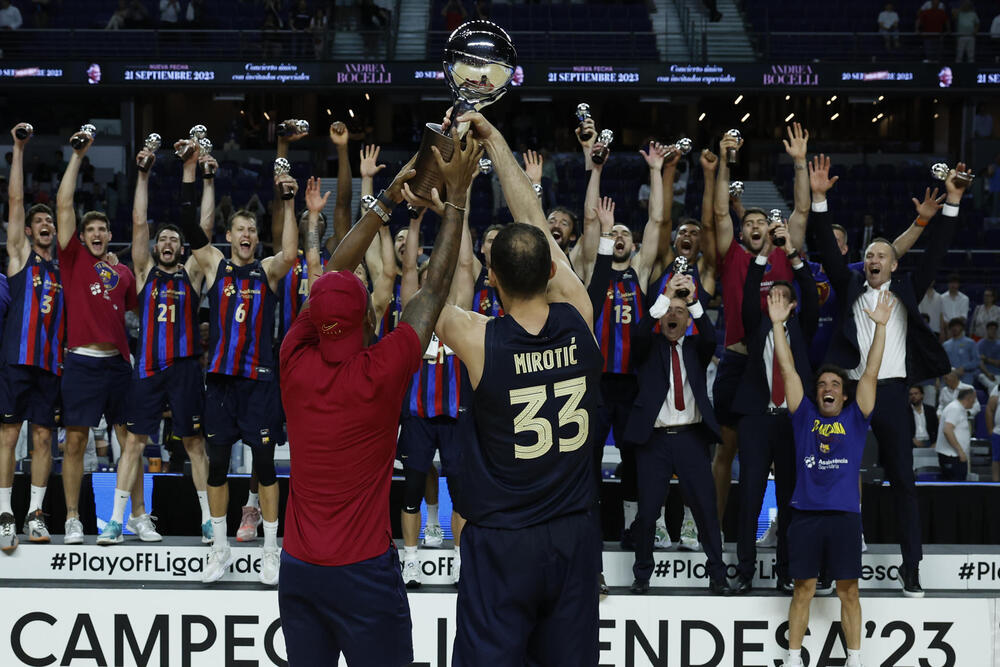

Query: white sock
212,516,228,550
111,489,129,524
263,519,278,550
403,545,418,561
623,500,638,528
426,503,440,526
787,648,803,665
246,491,259,509
196,491,211,524
28,485,46,513
846,648,862,666
0,487,12,515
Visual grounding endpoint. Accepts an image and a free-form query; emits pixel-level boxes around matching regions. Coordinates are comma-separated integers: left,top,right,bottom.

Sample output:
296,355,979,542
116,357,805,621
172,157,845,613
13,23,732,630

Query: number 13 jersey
466,302,603,529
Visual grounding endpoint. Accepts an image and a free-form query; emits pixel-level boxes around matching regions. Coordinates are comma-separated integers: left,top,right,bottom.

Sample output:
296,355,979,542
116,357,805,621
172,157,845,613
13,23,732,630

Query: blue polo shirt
790,398,870,513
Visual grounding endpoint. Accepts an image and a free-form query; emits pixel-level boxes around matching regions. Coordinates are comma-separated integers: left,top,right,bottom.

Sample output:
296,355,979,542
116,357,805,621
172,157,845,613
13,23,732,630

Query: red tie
670,341,685,411
771,336,786,407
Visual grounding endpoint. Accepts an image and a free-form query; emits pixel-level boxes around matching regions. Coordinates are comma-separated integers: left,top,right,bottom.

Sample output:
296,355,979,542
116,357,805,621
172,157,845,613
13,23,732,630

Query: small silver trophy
725,128,741,166
278,119,310,137
931,162,974,189
768,209,786,246
591,129,614,165
663,137,693,163
672,255,691,299
15,123,33,141
189,124,207,141
576,103,593,141
198,138,216,179
70,124,97,150
729,180,744,199
138,133,161,172
479,157,493,175
174,140,197,160
274,158,295,200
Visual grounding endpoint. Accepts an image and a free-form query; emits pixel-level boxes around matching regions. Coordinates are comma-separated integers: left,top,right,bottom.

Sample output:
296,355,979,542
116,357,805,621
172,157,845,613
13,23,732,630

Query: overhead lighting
784,112,794,122
877,112,884,119
826,100,832,106
326,108,331,115
698,112,706,121
741,112,750,123
934,112,940,119
263,112,270,121
785,94,790,101
871,116,879,123
348,109,355,118
830,113,840,121
734,94,744,105
877,95,884,102
364,93,370,101
830,95,837,102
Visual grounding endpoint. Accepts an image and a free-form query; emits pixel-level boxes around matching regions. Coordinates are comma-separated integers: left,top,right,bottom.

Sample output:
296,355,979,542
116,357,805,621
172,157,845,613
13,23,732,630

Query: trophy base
409,123,456,200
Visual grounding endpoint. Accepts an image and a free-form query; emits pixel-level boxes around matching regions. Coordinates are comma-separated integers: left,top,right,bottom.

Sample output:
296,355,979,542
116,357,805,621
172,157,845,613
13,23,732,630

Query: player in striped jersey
97,145,216,546
1,123,65,550
472,224,504,317
177,142,300,586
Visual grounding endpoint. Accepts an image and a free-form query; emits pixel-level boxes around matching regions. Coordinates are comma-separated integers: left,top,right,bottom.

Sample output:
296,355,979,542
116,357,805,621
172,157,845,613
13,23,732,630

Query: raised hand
700,148,718,173
401,182,444,216
719,132,742,158
174,139,198,167
274,173,299,198
524,149,543,184
136,148,156,170
767,289,794,323
594,196,615,234
199,153,218,175
665,273,689,299
945,162,972,201
305,176,331,213
11,123,32,146
575,118,596,150
640,141,667,171
360,145,386,179
328,121,349,146
443,110,495,142
782,122,809,161
280,119,308,144
808,154,839,195
431,130,483,206
70,129,94,156
864,290,897,326
769,220,795,255
912,186,946,220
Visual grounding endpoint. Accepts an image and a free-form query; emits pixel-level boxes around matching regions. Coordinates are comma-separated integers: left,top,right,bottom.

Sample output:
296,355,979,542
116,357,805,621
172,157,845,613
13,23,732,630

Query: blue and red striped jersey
2,252,64,374
207,259,277,381
473,266,503,317
135,266,201,378
377,275,403,339
594,267,646,374
407,335,464,419
276,249,330,342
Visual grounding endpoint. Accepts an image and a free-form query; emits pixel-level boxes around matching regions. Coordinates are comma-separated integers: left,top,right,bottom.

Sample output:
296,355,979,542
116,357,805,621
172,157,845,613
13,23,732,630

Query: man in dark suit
625,273,729,595
909,384,939,448
731,221,819,594
807,154,959,597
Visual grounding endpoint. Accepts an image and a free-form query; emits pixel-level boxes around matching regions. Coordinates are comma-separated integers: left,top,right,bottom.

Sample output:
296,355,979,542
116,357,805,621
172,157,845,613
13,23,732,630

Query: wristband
942,203,959,218
444,201,466,213
811,199,828,213
376,189,395,212
915,217,930,227
361,195,390,224
791,258,804,270
598,237,615,255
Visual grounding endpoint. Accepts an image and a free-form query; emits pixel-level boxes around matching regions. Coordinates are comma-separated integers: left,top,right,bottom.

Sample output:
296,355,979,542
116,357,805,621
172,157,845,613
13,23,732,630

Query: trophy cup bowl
729,180,744,199
199,138,216,178
15,123,33,141
672,255,690,299
138,133,161,173
275,158,295,200
279,119,310,137
725,128,741,166
931,162,974,189
479,157,493,175
591,129,614,165
70,124,97,150
189,125,207,141
576,103,593,142
408,20,517,200
663,137,693,163
768,209,786,246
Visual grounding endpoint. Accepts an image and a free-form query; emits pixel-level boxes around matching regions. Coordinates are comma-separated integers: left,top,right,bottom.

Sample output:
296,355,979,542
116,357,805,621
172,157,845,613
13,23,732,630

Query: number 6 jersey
465,302,603,529
207,259,277,381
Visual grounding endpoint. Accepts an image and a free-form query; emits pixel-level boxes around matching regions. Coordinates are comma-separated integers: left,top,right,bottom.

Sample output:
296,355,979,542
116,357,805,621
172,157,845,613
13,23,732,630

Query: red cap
308,270,369,364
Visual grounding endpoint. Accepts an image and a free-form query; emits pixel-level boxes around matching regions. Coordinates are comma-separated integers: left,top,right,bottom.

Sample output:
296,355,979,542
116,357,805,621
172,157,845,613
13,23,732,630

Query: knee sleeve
402,467,427,514
207,441,231,487
251,441,277,486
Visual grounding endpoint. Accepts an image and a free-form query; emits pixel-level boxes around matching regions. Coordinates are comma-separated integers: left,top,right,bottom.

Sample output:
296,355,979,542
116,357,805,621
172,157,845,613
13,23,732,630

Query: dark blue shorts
278,547,413,667
787,509,862,581
61,352,132,428
0,363,61,428
398,414,463,476
126,357,205,438
204,373,283,449
712,350,748,428
991,433,1000,462
453,511,600,667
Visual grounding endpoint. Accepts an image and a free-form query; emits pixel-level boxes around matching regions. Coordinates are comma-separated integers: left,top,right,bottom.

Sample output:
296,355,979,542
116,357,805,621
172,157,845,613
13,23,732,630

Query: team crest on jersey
816,281,831,306
480,296,491,312
151,288,158,299
93,262,119,290
226,265,233,273
223,283,237,297
32,275,42,287
293,264,302,275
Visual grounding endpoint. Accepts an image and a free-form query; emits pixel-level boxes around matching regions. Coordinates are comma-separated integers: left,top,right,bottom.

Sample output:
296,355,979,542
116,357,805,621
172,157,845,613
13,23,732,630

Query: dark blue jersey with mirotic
2,251,64,374
464,302,603,529
207,259,277,382
473,266,503,317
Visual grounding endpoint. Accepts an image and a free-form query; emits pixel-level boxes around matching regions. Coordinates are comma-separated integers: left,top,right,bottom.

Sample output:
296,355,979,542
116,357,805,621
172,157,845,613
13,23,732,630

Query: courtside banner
8,543,1000,590
0,589,993,666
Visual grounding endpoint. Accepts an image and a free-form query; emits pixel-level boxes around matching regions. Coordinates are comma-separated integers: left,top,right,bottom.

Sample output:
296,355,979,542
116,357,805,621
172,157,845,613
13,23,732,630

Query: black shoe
730,576,752,595
599,573,609,600
899,563,925,598
619,528,636,551
775,575,793,593
709,577,731,596
815,578,834,596
630,578,650,594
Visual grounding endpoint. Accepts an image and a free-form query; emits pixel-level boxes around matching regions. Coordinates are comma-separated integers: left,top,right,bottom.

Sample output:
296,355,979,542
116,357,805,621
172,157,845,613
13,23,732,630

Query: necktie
771,334,786,407
670,340,685,411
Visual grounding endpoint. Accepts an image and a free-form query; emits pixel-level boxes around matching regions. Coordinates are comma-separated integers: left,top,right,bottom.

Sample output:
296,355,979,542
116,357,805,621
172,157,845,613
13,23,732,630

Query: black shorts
126,357,205,438
397,414,463,476
711,350,748,428
61,352,132,428
204,373,283,449
597,372,639,449
0,363,61,428
787,509,862,581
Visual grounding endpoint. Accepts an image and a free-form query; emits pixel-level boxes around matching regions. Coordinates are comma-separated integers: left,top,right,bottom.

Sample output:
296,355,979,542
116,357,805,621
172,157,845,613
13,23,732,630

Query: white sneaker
451,553,461,585
757,517,778,548
654,522,672,549
679,517,701,551
259,547,280,586
202,546,234,583
423,523,443,548
126,514,162,542
0,512,18,553
402,558,421,588
64,517,84,545
861,532,868,553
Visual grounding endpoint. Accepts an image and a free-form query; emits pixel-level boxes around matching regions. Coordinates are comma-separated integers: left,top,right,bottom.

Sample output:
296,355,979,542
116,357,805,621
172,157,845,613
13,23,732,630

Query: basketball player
1,123,64,550
436,111,604,666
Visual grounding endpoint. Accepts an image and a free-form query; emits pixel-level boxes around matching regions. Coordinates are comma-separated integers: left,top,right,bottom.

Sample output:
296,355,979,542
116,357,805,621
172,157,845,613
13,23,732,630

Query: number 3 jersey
595,266,645,374
2,251,64,374
465,302,603,529
207,259,277,381
135,265,201,378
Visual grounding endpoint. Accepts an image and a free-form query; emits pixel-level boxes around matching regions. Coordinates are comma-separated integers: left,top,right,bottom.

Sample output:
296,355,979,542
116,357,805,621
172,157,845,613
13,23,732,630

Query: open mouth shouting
821,393,836,407
551,229,563,243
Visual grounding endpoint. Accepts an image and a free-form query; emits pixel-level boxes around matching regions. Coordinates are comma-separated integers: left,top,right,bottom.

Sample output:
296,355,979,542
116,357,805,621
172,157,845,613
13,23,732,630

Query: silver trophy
768,209,786,247
409,20,517,200
138,133,161,172
274,158,295,200
199,138,216,179
663,137,693,163
729,180,744,199
725,128,741,166
278,119,310,137
189,124,207,141
576,103,593,142
174,139,197,160
479,157,493,175
672,255,691,299
591,129,614,165
931,162,974,189
70,124,97,150
15,123,33,141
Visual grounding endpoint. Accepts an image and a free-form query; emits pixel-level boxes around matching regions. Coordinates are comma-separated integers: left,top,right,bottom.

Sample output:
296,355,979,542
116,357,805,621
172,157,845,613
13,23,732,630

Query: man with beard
472,223,504,316
56,127,138,545
0,123,64,550
175,137,300,586
97,143,216,546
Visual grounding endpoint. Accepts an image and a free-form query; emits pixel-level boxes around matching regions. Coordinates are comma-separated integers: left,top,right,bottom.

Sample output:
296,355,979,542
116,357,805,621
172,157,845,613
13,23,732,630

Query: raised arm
769,290,804,413
783,123,810,251
576,153,605,286
270,118,308,250
7,124,31,271
330,121,352,251
857,291,895,418
264,173,301,287
57,129,93,249
656,148,679,261
635,142,667,292
889,188,943,259
452,193,476,309
910,167,966,297
587,197,615,314
360,144,387,277
806,154,850,291
131,147,155,282
175,140,224,279
714,133,741,260
371,226,397,329
698,149,719,296
198,153,218,242
399,210,424,306
303,176,331,289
